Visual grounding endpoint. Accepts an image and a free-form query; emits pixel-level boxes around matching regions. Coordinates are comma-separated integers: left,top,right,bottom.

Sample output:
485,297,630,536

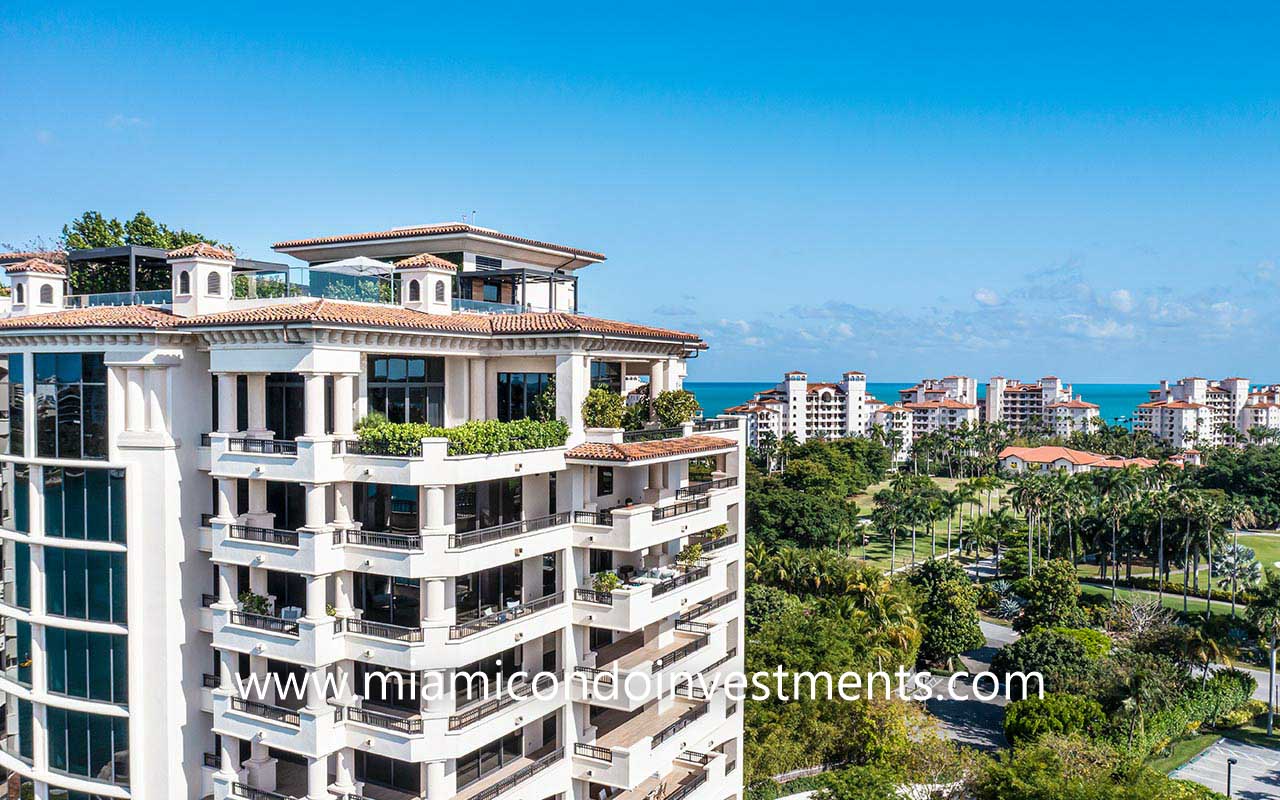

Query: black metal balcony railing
652,703,708,746
200,512,216,527
573,510,613,527
227,437,299,455
230,611,300,637
674,618,712,635
232,783,293,800
204,752,221,768
573,665,614,683
651,565,709,597
574,742,613,762
199,433,213,446
468,747,564,800
341,618,425,643
228,524,300,547
693,418,739,432
652,495,710,522
706,647,738,672
692,534,738,554
448,671,560,730
679,750,714,766
345,705,425,735
622,426,684,443
202,673,221,688
651,636,708,673
230,698,300,727
665,771,708,800
677,591,737,623
573,588,614,606
449,512,571,549
675,476,739,499
675,680,707,700
344,529,421,550
201,593,219,608
449,592,563,639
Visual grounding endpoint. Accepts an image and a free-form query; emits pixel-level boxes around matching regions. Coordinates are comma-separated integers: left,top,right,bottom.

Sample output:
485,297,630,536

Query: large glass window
353,483,419,533
456,646,522,706
590,361,622,393
6,353,23,456
354,574,420,628
265,481,307,531
2,462,30,532
356,752,421,795
366,356,445,426
454,479,521,534
496,372,553,422
456,730,523,789
13,541,30,609
34,353,107,460
265,373,333,439
355,662,419,712
44,467,126,543
46,628,128,704
2,617,32,686
45,546,127,623
46,706,130,785
454,563,522,623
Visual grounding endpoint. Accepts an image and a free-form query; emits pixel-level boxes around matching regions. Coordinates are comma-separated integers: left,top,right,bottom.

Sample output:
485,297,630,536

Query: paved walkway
924,621,1019,751
1171,738,1280,799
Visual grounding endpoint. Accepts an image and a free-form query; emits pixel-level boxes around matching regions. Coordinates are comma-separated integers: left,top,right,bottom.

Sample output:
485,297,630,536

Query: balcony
456,745,566,800
576,625,727,710
63,288,173,308
448,512,570,549
573,560,728,633
338,426,568,487
574,485,738,554
576,699,723,789
449,592,563,640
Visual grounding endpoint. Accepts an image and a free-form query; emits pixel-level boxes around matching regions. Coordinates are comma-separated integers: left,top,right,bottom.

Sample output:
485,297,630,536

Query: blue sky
3,2,1279,382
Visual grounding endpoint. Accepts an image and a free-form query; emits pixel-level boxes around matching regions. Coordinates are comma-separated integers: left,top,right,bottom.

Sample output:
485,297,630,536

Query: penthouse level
0,224,746,800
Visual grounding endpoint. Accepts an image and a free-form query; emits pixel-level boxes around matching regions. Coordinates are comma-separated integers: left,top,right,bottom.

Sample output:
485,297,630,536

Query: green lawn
1147,733,1221,774
1078,581,1239,615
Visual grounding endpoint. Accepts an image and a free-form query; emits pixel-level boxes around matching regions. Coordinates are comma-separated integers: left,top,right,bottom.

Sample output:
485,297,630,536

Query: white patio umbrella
312,256,396,276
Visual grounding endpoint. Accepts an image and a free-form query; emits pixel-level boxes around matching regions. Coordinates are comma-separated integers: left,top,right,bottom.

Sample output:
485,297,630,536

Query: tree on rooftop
60,210,227,294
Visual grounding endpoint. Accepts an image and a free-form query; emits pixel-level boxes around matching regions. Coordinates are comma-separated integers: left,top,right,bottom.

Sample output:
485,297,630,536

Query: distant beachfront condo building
1135,376,1280,448
724,371,870,447
0,223,745,800
983,376,1099,434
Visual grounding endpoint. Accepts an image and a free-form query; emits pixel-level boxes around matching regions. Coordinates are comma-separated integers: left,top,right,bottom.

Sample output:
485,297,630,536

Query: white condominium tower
1135,376,1280,448
982,376,1097,433
725,370,869,447
0,223,746,800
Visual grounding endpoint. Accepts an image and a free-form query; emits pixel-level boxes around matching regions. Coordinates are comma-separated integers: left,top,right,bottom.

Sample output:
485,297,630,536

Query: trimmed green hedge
1110,669,1256,757
355,417,569,457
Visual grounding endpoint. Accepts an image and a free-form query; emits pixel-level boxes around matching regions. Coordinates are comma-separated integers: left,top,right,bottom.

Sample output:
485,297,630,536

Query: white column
219,731,239,777
334,571,354,616
423,578,446,623
555,353,588,437
125,367,146,432
219,647,238,694
303,373,326,437
216,478,238,521
424,486,445,531
333,482,354,528
333,748,356,792
426,760,450,800
304,483,326,529
305,574,327,621
305,664,328,712
246,373,268,436
217,373,238,433
218,561,240,606
333,374,355,436
305,754,328,800
649,360,665,396
468,359,486,421
145,367,168,434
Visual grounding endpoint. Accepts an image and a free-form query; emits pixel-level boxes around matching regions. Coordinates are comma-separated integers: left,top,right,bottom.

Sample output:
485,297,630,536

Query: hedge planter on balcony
355,418,569,457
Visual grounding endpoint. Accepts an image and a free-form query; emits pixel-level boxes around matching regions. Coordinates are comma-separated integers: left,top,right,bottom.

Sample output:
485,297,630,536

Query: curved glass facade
44,547,127,624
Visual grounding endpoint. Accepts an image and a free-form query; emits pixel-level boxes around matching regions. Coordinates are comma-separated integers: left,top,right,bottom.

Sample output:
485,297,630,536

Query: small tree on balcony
531,378,557,422
620,402,648,432
677,543,704,571
593,571,622,594
238,591,270,615
581,387,625,428
653,389,699,428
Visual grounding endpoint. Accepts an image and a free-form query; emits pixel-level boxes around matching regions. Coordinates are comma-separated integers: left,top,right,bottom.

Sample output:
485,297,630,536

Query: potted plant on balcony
238,591,270,616
676,543,704,572
581,387,625,429
592,571,622,594
653,389,699,427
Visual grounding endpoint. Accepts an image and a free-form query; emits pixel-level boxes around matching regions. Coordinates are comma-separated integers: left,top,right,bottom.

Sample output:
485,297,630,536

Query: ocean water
687,381,1158,427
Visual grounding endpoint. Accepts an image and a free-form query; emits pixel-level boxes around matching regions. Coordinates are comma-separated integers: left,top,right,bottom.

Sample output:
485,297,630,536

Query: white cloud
973,287,1001,306
1108,289,1134,313
107,114,149,129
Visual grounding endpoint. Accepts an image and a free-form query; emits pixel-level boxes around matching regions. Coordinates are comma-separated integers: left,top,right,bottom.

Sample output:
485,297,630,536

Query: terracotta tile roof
904,399,977,410
0,298,706,345
999,445,1105,466
167,242,236,261
0,250,66,265
0,305,177,330
488,312,703,343
1047,399,1100,409
806,382,844,393
566,435,735,463
395,253,458,271
272,223,606,261
4,257,66,276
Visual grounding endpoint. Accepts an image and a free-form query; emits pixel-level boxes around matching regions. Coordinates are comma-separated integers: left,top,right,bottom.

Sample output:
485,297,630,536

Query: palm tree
1183,628,1231,689
1201,497,1227,619
938,489,964,555
1223,499,1258,617
1095,465,1141,603
757,430,779,472
1246,569,1280,736
987,506,1017,578
777,432,799,471
1214,543,1262,618
1119,664,1166,748
1177,489,1202,613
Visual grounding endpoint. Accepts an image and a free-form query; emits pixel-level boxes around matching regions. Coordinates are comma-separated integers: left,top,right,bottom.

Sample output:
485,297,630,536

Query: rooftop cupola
168,242,236,317
396,253,457,315
5,257,67,316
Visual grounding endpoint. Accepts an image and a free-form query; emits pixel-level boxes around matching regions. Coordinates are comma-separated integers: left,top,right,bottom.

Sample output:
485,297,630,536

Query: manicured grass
1221,719,1280,749
1147,733,1221,774
1078,581,1238,614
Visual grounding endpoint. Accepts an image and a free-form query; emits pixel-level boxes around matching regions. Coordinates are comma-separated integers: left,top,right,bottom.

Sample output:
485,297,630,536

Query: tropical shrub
1013,558,1086,632
581,387,625,428
1050,627,1112,660
991,628,1094,699
238,591,269,615
918,579,985,668
592,571,621,593
355,416,569,456
1004,693,1105,745
653,389,699,427
1108,668,1256,756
